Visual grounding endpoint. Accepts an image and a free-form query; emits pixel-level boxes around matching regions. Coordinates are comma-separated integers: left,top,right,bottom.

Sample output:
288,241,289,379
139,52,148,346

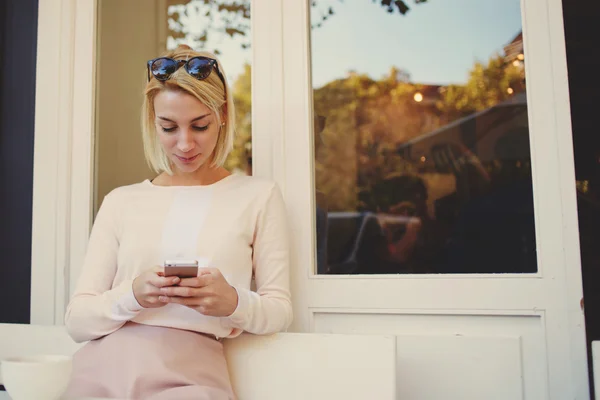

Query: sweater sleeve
64,191,143,343
222,183,293,336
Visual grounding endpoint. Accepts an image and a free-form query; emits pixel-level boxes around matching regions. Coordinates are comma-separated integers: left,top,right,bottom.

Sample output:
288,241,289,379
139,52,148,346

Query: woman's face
154,90,221,174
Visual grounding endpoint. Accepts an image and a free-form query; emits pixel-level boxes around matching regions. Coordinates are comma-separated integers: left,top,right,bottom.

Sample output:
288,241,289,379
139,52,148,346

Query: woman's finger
158,295,198,306
160,285,199,297
150,274,180,288
178,274,213,288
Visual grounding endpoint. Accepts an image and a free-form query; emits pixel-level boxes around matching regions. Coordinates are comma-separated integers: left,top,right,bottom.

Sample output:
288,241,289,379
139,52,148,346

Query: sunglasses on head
146,56,226,89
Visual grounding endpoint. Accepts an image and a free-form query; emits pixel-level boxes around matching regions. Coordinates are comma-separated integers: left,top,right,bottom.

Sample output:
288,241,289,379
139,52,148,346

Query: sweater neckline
143,174,238,189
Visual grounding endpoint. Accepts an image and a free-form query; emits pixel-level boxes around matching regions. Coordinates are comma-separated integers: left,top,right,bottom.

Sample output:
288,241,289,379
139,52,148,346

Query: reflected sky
310,0,523,87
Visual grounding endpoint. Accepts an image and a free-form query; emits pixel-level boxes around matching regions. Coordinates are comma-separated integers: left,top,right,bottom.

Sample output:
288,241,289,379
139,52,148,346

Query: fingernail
159,296,168,302
172,277,180,283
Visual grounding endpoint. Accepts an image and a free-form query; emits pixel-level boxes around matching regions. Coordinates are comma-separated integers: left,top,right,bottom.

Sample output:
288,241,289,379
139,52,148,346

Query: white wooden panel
397,335,523,400
314,311,546,399
251,0,285,182
280,0,315,335
31,0,98,325
31,0,74,325
546,0,590,395
69,0,97,310
225,332,396,400
521,0,588,394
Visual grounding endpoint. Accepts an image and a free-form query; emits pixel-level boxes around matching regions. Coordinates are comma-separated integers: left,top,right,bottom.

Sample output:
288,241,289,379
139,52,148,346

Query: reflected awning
398,91,529,166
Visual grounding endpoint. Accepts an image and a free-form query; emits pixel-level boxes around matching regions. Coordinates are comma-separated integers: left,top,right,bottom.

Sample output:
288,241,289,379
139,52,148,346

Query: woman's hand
158,268,239,317
132,267,181,308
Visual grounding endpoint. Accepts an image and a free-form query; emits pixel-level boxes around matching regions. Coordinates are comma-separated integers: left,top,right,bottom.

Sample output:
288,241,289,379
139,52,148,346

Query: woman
64,45,293,399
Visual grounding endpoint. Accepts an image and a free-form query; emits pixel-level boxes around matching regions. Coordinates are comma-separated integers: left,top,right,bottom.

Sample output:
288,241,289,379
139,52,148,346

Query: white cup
1,355,72,400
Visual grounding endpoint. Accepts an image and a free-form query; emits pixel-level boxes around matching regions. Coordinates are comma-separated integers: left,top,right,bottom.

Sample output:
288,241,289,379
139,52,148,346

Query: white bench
0,324,396,400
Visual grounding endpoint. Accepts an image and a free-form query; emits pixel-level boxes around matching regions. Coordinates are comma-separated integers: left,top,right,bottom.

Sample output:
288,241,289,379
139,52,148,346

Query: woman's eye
193,125,209,132
161,126,177,133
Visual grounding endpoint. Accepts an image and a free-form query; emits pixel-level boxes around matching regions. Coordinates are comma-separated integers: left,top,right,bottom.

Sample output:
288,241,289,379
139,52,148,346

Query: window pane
311,0,536,274
94,0,252,215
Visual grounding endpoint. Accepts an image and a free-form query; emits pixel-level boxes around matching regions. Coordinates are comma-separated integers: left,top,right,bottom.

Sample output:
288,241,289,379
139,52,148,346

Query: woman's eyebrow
157,114,210,123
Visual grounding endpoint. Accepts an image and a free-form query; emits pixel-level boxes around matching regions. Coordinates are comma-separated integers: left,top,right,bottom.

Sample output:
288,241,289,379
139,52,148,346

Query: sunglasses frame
146,56,227,91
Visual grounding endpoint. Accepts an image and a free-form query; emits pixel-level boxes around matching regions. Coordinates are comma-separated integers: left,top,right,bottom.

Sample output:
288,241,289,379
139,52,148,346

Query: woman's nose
177,129,195,152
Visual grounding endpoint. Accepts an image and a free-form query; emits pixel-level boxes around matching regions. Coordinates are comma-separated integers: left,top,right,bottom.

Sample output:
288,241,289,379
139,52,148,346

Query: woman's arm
223,183,293,336
64,191,143,343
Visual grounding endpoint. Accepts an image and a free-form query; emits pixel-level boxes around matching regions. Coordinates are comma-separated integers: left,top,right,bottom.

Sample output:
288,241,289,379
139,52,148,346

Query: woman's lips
175,154,200,163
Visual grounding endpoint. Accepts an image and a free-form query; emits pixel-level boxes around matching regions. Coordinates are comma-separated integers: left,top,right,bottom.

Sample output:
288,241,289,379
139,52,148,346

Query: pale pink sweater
65,175,292,343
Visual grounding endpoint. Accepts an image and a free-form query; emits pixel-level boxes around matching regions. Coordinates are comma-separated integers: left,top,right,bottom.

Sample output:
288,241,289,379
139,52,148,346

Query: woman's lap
65,322,235,400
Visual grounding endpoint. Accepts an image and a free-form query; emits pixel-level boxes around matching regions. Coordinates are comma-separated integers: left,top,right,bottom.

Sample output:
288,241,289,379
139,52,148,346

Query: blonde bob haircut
141,45,235,174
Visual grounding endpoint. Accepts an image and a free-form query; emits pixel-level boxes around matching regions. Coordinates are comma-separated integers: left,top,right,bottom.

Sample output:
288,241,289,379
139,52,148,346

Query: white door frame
30,0,96,325
29,0,589,397
278,0,588,398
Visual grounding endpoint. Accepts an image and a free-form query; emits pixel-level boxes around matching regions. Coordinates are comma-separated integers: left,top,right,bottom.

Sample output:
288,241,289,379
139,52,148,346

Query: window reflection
311,1,535,274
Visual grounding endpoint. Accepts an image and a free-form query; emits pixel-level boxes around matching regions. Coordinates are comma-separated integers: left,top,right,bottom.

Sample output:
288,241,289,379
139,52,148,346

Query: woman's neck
153,166,231,187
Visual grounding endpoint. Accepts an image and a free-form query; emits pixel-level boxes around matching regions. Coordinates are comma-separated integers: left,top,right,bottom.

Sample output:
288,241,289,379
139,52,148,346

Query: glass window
94,0,252,215
311,0,535,274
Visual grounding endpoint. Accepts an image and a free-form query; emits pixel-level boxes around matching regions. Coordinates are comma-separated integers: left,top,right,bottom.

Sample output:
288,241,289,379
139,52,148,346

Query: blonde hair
141,45,235,174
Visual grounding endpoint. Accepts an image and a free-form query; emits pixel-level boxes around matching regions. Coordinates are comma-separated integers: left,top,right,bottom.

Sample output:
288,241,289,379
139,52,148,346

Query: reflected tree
168,1,251,53
224,63,252,173
167,0,428,51
437,54,526,121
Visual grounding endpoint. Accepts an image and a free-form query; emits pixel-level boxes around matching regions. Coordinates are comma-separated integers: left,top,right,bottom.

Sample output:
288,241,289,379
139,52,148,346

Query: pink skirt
64,322,235,399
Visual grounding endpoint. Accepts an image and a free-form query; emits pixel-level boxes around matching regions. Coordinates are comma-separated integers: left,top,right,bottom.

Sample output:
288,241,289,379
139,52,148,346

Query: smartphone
164,259,199,278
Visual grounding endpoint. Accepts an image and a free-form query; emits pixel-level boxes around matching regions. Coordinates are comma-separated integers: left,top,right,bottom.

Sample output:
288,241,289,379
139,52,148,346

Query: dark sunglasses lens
186,58,213,80
151,58,178,80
